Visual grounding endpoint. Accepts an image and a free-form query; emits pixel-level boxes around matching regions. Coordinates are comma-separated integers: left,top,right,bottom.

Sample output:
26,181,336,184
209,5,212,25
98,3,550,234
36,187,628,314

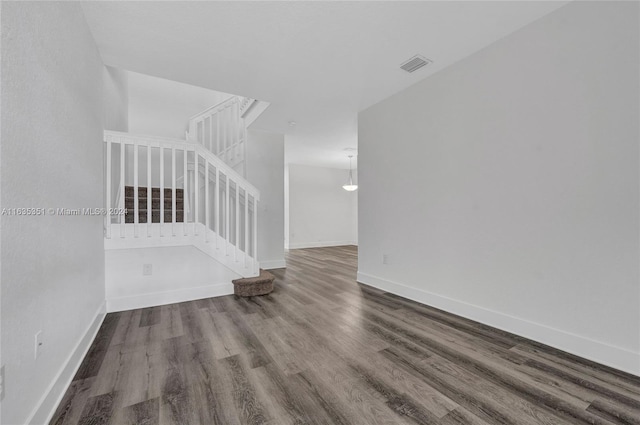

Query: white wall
287,164,358,249
358,1,639,375
128,71,232,140
105,246,239,312
104,66,128,205
1,3,107,424
246,130,286,269
103,66,128,132
0,3,3,421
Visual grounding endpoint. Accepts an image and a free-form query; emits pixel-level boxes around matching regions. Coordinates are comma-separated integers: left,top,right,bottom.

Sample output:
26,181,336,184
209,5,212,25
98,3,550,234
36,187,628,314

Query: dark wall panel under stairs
124,186,184,223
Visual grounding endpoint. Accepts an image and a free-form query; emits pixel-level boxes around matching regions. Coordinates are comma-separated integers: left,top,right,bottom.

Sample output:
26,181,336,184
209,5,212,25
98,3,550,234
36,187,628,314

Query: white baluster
235,102,240,162
223,107,227,163
209,116,214,153
205,161,210,243
183,147,188,236
226,173,230,256
147,145,152,237
194,154,199,235
120,139,125,237
244,189,249,268
105,137,112,239
243,121,248,178
235,181,239,262
215,167,220,250
134,142,139,238
227,106,232,163
160,147,164,237
253,197,258,273
216,111,221,156
172,147,176,236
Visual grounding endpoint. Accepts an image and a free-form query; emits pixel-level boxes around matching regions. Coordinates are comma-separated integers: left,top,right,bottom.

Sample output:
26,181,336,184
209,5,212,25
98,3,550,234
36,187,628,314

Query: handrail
188,96,238,123
239,97,256,116
187,96,248,177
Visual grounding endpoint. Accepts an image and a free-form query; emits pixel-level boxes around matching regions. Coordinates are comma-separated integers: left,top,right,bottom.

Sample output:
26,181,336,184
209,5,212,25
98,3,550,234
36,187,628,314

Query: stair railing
187,96,247,177
104,130,260,277
239,96,257,116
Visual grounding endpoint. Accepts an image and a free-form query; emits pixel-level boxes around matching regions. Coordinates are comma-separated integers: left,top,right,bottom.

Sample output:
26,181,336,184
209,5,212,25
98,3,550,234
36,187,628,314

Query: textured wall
103,65,129,132
105,246,239,312
1,3,106,423
358,1,639,374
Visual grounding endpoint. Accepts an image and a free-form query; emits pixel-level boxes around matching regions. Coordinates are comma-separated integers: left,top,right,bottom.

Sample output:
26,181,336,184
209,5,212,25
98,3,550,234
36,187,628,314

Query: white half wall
1,3,107,424
358,1,639,375
105,246,239,312
247,130,286,269
286,164,358,249
128,71,233,140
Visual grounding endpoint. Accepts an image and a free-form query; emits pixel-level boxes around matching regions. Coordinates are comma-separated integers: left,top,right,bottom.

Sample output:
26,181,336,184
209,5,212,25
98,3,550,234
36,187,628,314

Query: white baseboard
28,301,107,425
107,282,234,312
357,271,640,377
260,259,286,269
288,240,357,249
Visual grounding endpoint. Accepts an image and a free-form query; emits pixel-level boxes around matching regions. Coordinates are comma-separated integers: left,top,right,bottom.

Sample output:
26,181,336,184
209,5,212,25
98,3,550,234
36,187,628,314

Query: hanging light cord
348,156,354,185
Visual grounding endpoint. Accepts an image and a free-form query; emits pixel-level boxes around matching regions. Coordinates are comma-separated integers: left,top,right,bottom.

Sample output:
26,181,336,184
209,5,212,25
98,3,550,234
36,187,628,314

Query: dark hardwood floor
50,246,640,425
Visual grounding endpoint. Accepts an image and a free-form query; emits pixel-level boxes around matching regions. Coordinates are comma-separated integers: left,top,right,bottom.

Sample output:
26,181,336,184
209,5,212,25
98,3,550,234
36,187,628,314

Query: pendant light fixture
342,155,358,191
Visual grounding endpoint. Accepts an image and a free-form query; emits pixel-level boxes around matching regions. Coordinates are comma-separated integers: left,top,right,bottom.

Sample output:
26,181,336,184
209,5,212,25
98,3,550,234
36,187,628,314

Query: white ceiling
82,1,568,169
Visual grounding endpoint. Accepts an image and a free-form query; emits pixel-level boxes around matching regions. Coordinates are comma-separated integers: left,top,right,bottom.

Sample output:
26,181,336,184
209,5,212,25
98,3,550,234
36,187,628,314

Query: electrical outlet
35,331,43,359
143,264,152,276
0,365,5,401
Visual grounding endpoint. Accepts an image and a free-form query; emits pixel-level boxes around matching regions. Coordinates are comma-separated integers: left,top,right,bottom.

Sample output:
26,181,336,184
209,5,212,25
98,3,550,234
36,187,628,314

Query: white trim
28,301,107,425
288,241,357,249
107,282,233,313
356,271,640,377
260,259,286,270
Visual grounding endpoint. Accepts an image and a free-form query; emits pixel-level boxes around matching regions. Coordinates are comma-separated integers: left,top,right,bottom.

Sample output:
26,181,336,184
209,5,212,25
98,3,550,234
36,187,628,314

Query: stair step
232,270,275,297
124,186,184,199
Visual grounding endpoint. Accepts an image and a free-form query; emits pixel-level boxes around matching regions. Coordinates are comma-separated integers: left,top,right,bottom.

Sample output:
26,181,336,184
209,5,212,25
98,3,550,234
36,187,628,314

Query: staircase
104,96,268,278
186,96,270,177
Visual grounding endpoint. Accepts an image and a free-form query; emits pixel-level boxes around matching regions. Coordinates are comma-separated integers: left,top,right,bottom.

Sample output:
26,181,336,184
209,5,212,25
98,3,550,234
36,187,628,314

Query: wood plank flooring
50,246,640,425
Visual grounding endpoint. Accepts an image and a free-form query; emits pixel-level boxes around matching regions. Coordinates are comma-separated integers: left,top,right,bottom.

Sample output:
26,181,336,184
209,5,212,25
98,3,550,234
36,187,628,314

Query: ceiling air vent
400,55,432,73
